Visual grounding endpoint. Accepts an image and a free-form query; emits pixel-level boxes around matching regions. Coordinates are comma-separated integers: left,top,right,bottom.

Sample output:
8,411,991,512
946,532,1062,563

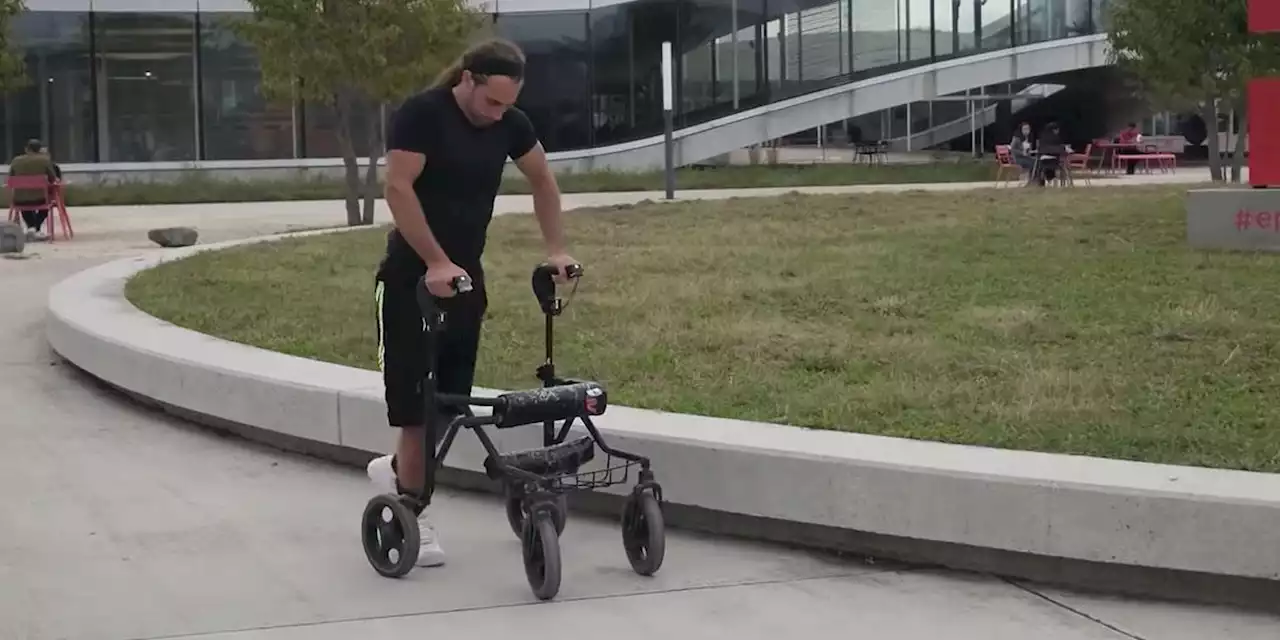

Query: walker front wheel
361,493,419,578
621,491,665,576
522,512,562,601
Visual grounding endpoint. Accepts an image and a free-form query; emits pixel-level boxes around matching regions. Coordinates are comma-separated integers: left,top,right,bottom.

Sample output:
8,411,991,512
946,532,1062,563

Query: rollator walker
360,262,666,601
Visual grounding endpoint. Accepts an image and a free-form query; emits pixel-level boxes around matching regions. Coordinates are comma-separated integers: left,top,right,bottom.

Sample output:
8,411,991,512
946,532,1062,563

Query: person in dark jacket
1034,122,1067,186
8,139,57,240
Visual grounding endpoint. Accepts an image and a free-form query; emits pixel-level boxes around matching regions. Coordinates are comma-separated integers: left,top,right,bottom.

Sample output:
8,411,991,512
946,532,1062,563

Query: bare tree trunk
1230,98,1248,184
1202,99,1223,182
362,102,384,226
334,89,362,227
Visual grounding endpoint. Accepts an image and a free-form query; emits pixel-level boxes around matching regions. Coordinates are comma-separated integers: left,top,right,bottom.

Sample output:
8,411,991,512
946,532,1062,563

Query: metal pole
969,88,978,157
906,102,912,152
731,0,739,109
662,41,675,200
980,94,988,155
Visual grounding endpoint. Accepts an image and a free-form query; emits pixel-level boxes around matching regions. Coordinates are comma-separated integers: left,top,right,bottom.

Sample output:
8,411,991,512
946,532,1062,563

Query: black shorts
373,273,487,427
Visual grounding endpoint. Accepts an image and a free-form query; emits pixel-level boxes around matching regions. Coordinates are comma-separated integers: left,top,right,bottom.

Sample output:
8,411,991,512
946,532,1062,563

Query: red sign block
1250,78,1280,186
1250,0,1280,186
1252,0,1280,32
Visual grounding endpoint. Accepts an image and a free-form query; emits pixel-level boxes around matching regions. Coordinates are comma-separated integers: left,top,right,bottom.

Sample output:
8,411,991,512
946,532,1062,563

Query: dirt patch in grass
126,185,1280,472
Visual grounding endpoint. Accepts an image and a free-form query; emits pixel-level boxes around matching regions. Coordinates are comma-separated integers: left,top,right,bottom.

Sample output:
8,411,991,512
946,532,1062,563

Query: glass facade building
6,0,1109,165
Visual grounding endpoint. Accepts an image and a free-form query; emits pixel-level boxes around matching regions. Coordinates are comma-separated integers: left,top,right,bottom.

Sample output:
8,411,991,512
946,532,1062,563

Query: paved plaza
3,179,1277,639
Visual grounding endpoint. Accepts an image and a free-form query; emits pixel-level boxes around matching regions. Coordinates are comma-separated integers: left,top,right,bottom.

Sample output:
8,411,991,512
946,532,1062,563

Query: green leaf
234,0,488,106
233,0,489,224
1105,0,1280,111
0,0,30,95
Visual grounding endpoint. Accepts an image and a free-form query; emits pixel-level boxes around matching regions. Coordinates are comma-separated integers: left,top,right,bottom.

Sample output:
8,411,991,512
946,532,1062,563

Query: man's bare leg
395,426,426,498
367,423,446,567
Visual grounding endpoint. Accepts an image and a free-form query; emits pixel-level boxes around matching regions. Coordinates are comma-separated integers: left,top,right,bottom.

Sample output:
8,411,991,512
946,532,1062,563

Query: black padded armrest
492,381,607,429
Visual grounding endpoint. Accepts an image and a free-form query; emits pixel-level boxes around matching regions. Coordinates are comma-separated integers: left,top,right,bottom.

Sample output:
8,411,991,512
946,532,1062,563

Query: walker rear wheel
361,493,419,578
522,512,562,601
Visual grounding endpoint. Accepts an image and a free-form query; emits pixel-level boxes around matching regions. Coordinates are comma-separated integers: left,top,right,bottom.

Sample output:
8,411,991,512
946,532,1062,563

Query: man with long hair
366,38,579,567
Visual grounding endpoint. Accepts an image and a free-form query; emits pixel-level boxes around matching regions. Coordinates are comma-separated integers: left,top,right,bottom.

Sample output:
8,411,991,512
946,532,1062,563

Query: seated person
1009,121,1036,175
1116,122,1142,145
1115,122,1143,175
1034,122,1068,186
8,139,57,240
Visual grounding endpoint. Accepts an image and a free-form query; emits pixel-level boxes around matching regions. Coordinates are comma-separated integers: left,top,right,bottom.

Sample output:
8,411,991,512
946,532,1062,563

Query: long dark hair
431,38,526,88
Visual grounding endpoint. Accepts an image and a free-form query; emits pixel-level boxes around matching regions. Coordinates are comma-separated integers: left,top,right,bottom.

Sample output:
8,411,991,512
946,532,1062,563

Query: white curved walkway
3,185,1276,639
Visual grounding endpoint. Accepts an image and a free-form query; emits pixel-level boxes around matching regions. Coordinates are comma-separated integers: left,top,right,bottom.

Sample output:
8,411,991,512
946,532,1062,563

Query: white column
96,55,109,162
192,18,202,159
906,103,912,151
731,0,739,109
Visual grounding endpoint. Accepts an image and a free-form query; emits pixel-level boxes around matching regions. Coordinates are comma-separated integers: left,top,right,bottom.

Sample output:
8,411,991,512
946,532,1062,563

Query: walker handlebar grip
452,275,474,293
533,263,584,280
531,263,583,313
416,274,474,317
492,381,608,429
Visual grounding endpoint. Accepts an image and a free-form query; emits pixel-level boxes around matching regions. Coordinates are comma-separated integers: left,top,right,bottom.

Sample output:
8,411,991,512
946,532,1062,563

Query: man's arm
384,99,452,268
384,150,450,268
512,141,568,256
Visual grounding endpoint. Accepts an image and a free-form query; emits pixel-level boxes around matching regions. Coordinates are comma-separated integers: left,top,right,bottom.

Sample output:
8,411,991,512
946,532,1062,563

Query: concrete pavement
51,166,1233,251
4,182,1278,639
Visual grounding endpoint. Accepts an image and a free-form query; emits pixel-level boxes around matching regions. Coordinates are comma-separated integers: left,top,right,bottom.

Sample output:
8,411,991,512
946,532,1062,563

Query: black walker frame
361,263,666,601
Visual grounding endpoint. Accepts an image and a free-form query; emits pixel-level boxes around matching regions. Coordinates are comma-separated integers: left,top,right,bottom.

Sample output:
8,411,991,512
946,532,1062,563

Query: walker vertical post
662,40,675,200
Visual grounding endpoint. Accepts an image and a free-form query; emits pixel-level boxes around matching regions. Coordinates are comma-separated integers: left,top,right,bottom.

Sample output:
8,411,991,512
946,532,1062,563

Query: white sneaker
366,454,397,495
416,512,447,567
366,454,446,567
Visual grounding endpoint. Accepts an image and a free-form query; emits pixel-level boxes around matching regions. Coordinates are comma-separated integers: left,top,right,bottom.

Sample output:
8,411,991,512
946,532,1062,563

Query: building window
94,12,198,162
4,11,96,164
199,12,294,160
589,0,683,146
495,10,591,152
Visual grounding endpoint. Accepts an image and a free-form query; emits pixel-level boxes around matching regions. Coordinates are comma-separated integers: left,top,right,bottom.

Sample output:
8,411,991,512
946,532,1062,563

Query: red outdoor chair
994,144,1023,186
6,175,73,241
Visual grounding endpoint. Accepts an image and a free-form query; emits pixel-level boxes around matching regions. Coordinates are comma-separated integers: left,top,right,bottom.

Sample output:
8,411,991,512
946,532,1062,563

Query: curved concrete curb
48,227,1280,612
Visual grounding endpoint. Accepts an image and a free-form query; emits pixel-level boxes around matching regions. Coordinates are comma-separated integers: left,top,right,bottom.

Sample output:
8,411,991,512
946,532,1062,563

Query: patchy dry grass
126,185,1280,472
63,161,997,206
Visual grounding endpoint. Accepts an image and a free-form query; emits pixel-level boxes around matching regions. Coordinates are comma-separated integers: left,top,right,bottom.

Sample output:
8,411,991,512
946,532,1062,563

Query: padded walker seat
481,380,607,479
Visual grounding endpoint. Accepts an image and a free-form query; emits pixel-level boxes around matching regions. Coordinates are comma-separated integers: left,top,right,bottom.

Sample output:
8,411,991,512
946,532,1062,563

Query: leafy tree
235,0,488,225
1105,0,1280,182
0,0,29,95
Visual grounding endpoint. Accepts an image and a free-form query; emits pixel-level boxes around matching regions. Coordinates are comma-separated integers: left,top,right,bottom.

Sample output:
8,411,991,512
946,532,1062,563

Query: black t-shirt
377,86,539,284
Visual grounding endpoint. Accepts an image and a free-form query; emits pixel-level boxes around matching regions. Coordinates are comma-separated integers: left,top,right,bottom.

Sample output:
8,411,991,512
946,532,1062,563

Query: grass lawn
63,161,995,206
125,185,1280,473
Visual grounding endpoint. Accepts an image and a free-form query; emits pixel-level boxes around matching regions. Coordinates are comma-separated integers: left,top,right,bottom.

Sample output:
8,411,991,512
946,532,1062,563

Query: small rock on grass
0,221,24,254
148,227,199,248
